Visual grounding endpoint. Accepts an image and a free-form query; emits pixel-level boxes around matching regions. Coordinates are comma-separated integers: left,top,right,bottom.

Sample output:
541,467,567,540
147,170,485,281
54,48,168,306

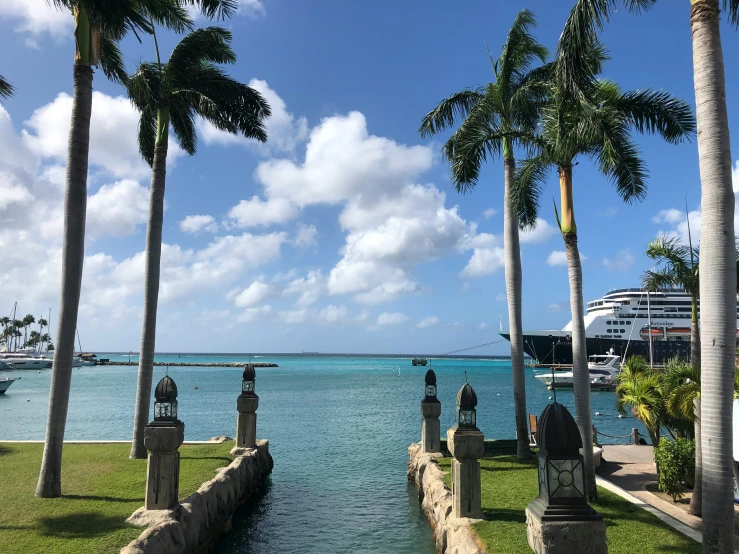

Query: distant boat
412,358,427,366
0,377,17,394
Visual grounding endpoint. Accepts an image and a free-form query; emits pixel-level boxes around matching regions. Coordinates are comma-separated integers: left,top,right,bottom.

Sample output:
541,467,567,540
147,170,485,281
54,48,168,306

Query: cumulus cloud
602,249,636,272
520,218,557,244
199,79,307,154
22,92,184,179
546,250,587,267
460,247,505,278
179,215,218,234
482,208,497,219
227,196,298,227
416,316,439,329
0,0,71,38
293,223,317,248
86,179,149,238
228,280,275,308
376,312,409,326
282,270,325,306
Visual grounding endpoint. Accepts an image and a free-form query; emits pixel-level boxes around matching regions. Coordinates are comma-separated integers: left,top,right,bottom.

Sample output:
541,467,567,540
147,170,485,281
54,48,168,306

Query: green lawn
437,456,700,554
0,441,235,554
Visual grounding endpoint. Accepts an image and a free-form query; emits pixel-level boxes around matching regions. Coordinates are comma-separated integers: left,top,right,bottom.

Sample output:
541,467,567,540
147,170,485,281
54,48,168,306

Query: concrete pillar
237,395,259,448
447,426,484,519
421,400,441,453
144,422,185,510
632,428,640,445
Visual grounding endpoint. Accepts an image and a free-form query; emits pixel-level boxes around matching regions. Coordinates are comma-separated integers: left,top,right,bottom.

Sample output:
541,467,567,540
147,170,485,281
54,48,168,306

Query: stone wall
121,440,273,554
407,442,486,554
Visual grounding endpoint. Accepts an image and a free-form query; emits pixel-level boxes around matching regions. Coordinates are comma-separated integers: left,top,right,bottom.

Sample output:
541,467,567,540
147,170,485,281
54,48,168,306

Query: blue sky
0,0,737,355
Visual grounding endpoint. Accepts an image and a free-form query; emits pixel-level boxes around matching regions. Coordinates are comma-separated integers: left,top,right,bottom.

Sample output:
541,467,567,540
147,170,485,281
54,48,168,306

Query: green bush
653,437,695,501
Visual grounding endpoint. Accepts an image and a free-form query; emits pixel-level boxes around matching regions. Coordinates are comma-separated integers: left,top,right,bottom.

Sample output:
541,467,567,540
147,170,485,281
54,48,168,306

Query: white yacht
0,351,52,370
0,377,17,394
534,354,621,390
502,287,739,365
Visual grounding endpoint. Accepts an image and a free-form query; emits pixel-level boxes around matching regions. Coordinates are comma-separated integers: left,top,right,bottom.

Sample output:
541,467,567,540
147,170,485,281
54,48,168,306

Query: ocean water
0,354,648,553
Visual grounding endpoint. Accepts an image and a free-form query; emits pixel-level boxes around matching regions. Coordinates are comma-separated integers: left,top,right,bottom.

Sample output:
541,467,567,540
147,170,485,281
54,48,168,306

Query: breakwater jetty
103,361,278,368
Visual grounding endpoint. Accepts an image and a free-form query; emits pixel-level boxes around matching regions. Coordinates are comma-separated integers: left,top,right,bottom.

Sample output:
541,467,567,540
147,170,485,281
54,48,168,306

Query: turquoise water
0,354,647,553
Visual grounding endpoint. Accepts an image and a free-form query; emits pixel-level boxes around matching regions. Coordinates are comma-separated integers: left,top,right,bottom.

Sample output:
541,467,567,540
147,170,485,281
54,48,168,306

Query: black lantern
241,364,256,396
153,375,178,424
529,402,601,521
455,382,477,429
424,369,438,401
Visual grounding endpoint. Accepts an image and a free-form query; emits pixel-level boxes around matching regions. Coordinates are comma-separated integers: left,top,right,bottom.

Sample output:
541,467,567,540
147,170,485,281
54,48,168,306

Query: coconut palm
36,0,236,499
21,314,35,347
418,9,548,459
0,74,13,99
37,318,48,352
126,26,270,459
514,40,695,498
559,1,738,548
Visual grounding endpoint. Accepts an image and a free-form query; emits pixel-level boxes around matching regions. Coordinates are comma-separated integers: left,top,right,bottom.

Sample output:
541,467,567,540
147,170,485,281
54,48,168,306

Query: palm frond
512,156,549,228
419,89,484,138
498,9,549,99
591,116,648,204
612,89,695,144
126,62,164,110
642,268,678,292
179,0,238,20
0,73,14,99
725,0,739,28
168,27,236,74
137,105,157,166
170,101,197,155
99,35,127,85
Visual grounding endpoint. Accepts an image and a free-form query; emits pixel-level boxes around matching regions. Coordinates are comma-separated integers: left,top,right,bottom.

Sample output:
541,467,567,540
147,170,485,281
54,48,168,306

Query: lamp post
236,364,259,449
421,368,441,453
447,381,484,519
526,402,606,553
144,374,185,510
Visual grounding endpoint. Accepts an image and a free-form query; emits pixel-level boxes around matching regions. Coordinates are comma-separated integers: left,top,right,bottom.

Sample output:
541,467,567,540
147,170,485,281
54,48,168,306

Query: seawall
122,440,273,554
407,443,485,554
103,361,278,368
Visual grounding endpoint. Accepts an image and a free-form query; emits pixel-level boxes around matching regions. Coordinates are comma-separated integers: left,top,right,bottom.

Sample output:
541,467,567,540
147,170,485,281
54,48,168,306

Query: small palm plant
616,356,665,447
127,26,271,459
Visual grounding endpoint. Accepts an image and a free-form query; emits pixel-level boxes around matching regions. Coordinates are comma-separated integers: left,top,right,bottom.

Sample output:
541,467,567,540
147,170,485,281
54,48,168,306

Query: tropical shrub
653,437,695,501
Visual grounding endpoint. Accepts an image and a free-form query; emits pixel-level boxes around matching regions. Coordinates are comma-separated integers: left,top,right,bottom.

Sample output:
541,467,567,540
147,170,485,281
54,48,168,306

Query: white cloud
22,92,183,179
318,305,348,324
0,0,71,38
597,207,618,219
238,0,266,17
283,270,325,306
478,322,488,331
180,214,218,234
294,223,317,248
274,304,348,325
199,79,307,154
236,305,273,323
460,247,506,279
86,179,149,238
376,312,409,326
520,218,557,244
547,250,568,267
602,249,636,272
227,196,298,227
652,208,683,225
416,316,439,329
482,208,497,219
228,280,275,308
546,302,568,313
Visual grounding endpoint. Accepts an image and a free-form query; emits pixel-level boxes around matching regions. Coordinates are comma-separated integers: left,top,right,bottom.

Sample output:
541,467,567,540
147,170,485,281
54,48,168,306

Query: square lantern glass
154,400,177,422
544,456,585,501
425,384,437,398
458,408,476,427
242,380,255,394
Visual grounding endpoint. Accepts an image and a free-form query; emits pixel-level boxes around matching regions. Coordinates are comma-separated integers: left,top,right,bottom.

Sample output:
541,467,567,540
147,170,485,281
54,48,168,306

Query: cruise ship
500,288,739,365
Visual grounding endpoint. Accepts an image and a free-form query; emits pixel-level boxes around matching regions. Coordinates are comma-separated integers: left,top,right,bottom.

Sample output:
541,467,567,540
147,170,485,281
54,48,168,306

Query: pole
647,290,654,368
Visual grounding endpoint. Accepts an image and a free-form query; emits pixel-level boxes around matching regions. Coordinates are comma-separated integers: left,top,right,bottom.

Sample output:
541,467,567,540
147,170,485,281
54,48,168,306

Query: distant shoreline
104,361,278,368
98,352,515,360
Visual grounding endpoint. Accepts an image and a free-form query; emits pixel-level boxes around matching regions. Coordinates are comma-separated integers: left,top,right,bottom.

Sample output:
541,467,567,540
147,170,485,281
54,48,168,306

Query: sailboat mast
11,301,17,352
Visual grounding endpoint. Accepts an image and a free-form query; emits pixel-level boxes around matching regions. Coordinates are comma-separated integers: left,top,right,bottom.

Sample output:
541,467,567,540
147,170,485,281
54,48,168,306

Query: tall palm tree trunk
504,153,530,459
690,396,703,516
559,165,596,500
691,295,701,371
36,64,93,498
130,142,168,459
691,1,736,551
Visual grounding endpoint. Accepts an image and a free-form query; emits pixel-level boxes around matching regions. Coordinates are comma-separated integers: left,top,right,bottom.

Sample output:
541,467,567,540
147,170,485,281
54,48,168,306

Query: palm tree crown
127,26,270,161
0,74,13,99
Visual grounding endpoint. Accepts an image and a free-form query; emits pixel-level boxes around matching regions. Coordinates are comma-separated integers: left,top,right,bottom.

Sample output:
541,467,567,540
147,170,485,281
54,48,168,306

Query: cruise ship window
626,321,631,325
606,320,611,325
621,329,625,333
606,329,612,333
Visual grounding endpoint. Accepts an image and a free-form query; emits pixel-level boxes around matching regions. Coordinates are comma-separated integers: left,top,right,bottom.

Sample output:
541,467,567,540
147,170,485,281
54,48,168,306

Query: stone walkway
597,444,739,550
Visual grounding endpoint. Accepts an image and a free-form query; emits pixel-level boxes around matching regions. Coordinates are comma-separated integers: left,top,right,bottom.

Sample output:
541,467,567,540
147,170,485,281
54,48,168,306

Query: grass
0,441,235,554
437,456,701,554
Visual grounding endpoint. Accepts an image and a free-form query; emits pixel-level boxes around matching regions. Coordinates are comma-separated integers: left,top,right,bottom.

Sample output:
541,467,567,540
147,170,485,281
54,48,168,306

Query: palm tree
616,356,665,447
37,318,48,352
126,26,270,459
0,74,13,99
418,9,548,459
558,1,738,548
11,319,23,351
514,41,695,499
35,0,213,499
21,314,35,347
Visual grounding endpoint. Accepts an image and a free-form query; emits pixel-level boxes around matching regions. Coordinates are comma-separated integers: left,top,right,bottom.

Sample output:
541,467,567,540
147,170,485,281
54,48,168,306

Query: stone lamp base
525,504,607,554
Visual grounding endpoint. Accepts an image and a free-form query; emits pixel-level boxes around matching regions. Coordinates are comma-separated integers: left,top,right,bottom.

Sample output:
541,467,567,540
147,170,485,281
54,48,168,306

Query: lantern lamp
424,369,438,401
242,364,256,396
455,382,477,430
152,374,178,425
